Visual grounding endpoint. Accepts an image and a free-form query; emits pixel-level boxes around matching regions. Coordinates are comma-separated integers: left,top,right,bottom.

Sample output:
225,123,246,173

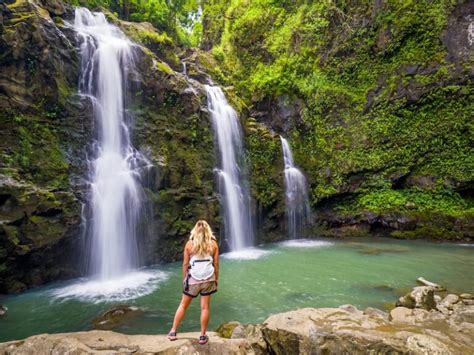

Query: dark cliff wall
0,0,224,293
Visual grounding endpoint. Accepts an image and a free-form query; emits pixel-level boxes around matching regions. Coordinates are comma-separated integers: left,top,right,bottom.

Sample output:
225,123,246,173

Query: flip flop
168,331,177,341
198,335,209,345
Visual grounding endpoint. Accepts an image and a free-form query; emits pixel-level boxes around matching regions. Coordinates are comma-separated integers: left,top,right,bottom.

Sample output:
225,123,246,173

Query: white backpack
189,254,215,280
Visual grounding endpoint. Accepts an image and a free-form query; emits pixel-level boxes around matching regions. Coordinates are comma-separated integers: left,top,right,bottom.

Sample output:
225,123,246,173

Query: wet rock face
0,0,87,293
442,2,474,61
0,0,220,292
250,95,308,136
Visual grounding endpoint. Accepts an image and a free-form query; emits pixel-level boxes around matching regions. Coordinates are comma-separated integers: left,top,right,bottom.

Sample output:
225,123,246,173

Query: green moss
392,226,461,241
201,0,473,227
0,113,68,189
246,119,283,209
156,61,174,75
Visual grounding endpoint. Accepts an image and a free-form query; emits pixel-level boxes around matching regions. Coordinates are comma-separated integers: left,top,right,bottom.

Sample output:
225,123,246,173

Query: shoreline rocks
2,282,473,354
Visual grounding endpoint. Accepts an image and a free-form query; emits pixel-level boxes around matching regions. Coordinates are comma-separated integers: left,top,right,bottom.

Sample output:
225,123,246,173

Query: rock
390,307,447,325
442,2,474,61
0,330,252,354
263,306,472,354
339,304,363,315
0,305,7,316
363,307,389,321
231,324,267,354
396,286,437,310
216,321,241,339
416,277,445,291
460,293,474,300
439,294,460,310
92,305,143,330
451,305,474,324
405,334,452,354
389,306,413,323
2,302,474,354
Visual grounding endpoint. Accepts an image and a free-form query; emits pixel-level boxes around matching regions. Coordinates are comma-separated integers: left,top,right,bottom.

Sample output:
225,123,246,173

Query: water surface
1,238,473,342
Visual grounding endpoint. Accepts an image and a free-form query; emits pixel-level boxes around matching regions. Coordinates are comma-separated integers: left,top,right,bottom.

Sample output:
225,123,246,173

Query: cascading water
205,86,254,252
280,136,312,239
74,8,144,280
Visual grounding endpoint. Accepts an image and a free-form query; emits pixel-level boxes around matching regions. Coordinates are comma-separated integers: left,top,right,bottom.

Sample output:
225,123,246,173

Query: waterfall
280,136,312,239
74,8,145,280
205,86,254,251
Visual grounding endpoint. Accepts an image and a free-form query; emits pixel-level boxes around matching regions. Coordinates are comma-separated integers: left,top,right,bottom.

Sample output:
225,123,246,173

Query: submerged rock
92,305,143,330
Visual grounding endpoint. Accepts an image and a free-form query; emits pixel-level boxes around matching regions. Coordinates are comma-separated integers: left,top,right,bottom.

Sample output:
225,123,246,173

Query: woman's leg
200,295,211,335
170,294,194,333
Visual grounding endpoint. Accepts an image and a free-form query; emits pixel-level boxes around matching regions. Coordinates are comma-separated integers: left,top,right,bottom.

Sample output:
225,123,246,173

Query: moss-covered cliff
1,0,473,294
0,0,221,293
201,0,474,240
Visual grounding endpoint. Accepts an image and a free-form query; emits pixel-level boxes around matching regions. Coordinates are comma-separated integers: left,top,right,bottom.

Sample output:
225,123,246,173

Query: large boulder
262,305,474,354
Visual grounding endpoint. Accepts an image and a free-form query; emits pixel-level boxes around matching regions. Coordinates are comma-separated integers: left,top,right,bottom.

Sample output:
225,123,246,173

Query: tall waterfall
280,136,312,239
205,86,254,251
74,8,144,280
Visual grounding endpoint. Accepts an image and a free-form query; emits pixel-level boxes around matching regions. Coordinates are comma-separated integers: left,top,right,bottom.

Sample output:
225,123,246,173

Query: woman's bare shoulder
184,240,193,251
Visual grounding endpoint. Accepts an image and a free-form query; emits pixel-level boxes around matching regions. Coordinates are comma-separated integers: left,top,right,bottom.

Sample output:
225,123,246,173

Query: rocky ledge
1,284,473,354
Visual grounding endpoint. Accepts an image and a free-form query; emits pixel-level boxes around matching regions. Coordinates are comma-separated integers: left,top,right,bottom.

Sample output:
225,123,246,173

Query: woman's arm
182,241,191,280
213,240,219,284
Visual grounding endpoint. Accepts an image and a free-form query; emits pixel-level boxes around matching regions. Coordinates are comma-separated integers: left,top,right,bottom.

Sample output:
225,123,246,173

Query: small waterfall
205,86,254,251
74,8,145,280
182,62,187,76
280,136,312,239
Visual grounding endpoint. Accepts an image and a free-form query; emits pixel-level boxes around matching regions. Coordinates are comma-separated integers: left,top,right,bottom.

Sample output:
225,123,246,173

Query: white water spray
74,8,145,280
280,136,312,239
205,86,254,251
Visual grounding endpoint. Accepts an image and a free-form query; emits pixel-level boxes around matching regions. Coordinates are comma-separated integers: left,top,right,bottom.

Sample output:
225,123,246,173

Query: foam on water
280,239,333,248
222,247,272,260
52,270,168,303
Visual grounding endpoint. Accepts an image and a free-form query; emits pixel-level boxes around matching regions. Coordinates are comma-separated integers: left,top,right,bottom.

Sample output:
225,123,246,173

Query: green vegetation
67,0,202,46
0,112,68,189
201,0,473,222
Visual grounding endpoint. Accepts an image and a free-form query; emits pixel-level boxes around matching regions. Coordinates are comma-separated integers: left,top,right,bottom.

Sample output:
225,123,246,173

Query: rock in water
396,286,437,310
416,277,445,291
0,305,7,316
93,305,143,330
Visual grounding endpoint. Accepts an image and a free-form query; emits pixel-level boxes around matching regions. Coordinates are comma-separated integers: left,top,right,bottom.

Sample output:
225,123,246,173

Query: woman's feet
167,331,177,341
198,334,209,345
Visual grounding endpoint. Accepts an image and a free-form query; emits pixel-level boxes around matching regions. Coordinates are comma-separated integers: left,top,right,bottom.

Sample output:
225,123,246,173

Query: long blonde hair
189,220,215,257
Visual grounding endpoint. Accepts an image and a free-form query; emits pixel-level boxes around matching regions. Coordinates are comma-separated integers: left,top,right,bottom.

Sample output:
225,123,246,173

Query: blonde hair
189,220,215,257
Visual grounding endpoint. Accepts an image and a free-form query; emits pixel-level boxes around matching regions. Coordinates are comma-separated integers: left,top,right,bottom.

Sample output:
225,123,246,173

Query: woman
168,220,219,345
